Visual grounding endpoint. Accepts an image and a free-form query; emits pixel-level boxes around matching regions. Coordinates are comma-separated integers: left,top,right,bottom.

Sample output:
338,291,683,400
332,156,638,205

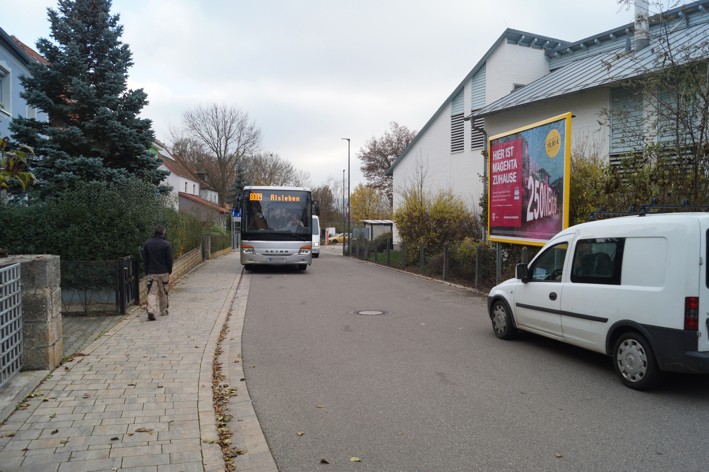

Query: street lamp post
342,138,351,256
342,168,345,256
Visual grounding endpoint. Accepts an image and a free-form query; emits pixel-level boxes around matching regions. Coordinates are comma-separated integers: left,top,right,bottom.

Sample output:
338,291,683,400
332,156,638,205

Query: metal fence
0,263,22,388
61,257,139,315
350,239,532,292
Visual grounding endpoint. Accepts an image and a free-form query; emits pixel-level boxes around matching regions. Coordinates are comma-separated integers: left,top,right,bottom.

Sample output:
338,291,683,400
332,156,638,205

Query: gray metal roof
477,6,709,117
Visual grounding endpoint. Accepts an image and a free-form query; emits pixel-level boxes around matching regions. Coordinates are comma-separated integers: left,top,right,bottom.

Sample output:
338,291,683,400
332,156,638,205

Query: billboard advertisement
488,113,571,245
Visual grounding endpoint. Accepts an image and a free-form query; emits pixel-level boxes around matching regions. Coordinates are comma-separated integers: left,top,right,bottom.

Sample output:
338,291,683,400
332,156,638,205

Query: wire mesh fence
349,238,537,292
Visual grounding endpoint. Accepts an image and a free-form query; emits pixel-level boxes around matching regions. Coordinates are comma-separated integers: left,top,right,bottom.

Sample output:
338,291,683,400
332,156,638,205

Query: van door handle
549,292,557,301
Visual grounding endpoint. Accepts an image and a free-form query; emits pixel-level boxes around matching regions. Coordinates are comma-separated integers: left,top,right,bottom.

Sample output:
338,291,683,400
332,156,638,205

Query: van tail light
685,297,699,331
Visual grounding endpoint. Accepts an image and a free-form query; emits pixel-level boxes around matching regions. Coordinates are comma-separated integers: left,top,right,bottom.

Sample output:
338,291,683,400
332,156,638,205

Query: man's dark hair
154,225,166,237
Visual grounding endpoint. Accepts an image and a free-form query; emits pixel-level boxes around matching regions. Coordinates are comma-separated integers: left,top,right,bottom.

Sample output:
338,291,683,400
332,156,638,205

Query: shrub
0,178,203,260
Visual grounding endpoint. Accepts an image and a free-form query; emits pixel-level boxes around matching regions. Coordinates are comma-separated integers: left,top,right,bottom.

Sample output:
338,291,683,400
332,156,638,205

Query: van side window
571,238,624,285
529,242,568,282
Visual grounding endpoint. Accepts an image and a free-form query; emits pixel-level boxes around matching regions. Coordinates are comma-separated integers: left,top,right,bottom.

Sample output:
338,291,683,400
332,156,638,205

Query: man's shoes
160,310,168,316
147,313,156,321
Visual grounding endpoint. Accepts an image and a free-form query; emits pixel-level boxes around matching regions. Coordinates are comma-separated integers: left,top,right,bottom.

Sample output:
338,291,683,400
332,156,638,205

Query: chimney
635,0,650,51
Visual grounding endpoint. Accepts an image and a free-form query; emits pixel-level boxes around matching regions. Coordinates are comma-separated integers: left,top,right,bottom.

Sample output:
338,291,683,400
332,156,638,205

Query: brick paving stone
0,253,272,471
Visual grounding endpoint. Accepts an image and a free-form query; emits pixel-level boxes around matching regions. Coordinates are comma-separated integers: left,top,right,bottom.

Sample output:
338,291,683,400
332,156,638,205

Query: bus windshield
242,188,312,240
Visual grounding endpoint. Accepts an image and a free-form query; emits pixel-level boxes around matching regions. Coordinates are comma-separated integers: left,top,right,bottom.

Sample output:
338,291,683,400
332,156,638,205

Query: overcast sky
3,0,644,189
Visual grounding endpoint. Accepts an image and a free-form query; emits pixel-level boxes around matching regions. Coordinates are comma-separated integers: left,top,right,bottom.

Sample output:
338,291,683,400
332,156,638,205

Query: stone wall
3,255,63,370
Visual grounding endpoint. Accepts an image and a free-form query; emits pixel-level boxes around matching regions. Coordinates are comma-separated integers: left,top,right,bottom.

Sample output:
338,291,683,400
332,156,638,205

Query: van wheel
490,299,516,340
613,332,662,390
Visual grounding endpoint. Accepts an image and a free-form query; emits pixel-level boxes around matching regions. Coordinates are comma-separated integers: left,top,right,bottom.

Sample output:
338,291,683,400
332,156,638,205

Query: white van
487,213,709,390
312,215,320,258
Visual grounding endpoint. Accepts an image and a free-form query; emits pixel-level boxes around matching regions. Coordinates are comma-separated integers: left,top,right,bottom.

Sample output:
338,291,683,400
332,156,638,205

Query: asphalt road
242,245,709,472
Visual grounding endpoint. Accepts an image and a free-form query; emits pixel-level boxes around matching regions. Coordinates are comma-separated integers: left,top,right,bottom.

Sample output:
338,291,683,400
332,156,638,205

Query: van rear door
699,223,709,352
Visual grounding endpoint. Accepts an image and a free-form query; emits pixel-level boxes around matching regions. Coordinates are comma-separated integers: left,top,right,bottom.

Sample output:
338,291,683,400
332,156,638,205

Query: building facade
0,28,47,138
390,0,709,242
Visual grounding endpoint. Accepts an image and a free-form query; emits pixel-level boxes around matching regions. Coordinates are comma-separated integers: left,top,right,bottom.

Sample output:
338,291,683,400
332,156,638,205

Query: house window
0,65,10,114
193,184,196,194
609,87,644,158
451,90,465,153
184,182,188,192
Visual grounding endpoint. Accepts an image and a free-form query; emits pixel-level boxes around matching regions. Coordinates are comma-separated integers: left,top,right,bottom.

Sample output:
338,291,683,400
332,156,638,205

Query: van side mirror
515,263,529,282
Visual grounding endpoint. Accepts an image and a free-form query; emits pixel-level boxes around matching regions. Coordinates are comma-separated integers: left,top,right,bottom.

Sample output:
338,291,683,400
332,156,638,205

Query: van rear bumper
644,325,709,374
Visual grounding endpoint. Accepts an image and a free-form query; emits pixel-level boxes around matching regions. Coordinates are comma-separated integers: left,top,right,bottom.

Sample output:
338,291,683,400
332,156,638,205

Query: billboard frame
487,112,572,246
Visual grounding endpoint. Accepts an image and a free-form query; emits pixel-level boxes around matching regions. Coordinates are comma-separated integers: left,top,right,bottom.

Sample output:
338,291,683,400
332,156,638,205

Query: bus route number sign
249,193,263,201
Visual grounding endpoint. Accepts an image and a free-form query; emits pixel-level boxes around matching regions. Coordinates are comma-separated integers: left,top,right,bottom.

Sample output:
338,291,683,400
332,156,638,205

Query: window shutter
610,87,643,155
451,90,464,153
470,114,485,150
471,65,486,110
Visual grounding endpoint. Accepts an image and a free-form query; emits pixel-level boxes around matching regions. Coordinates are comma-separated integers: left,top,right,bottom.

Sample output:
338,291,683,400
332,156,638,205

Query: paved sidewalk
0,251,269,471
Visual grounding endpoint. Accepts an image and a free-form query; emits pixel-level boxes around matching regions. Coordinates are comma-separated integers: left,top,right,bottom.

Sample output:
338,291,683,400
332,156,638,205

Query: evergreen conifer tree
10,0,166,195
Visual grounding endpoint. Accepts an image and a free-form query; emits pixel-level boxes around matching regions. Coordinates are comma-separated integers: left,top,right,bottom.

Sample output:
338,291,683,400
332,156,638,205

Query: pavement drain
352,310,389,316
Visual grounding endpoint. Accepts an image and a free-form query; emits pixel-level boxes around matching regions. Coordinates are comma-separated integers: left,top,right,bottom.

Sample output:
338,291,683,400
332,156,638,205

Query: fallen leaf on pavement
320,459,330,464
350,457,362,462
296,432,305,436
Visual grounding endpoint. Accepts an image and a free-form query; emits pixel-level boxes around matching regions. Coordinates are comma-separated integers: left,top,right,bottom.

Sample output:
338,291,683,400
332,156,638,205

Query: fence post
401,242,407,267
443,242,449,281
419,246,425,272
521,246,529,264
373,243,378,263
496,242,502,285
132,258,140,306
475,245,480,289
117,259,126,314
386,239,391,266
365,241,369,260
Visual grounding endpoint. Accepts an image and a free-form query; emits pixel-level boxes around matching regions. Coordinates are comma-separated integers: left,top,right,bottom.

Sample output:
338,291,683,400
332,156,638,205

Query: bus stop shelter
361,219,394,241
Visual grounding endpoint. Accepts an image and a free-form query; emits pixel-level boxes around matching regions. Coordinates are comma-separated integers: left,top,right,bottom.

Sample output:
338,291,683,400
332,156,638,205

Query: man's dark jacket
143,236,173,275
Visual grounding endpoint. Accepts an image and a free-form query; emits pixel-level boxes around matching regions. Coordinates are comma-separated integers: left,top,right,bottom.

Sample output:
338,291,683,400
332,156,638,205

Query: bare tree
604,0,709,205
172,104,261,205
357,122,417,206
244,152,311,187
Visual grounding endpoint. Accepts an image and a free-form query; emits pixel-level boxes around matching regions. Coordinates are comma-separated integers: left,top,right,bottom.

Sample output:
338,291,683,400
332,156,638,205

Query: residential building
151,141,227,225
389,0,709,242
0,28,47,138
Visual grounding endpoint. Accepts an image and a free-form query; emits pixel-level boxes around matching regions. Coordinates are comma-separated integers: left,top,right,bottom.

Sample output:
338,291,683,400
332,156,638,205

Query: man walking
143,225,173,321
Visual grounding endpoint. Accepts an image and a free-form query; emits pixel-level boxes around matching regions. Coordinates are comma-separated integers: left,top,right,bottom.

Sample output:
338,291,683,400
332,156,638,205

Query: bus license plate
268,257,286,263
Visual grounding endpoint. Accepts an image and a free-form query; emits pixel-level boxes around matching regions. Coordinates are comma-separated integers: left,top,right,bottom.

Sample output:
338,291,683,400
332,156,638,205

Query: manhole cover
353,310,389,316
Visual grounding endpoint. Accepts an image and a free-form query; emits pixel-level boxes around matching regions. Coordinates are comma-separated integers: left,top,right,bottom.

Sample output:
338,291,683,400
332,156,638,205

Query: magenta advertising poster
488,113,571,246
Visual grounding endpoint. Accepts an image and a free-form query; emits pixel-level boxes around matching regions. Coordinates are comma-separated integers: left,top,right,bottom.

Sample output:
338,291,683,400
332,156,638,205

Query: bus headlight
242,244,255,254
299,245,312,255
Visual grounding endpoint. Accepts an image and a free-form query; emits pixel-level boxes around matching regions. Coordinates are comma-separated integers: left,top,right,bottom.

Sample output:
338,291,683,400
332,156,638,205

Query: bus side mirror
515,263,530,282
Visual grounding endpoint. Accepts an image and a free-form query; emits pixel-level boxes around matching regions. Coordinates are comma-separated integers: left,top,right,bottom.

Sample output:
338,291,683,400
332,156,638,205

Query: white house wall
484,88,610,158
391,41,552,244
485,42,550,104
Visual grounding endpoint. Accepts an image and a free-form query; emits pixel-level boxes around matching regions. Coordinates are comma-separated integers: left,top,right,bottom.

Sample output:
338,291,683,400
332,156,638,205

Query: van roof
563,212,709,236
